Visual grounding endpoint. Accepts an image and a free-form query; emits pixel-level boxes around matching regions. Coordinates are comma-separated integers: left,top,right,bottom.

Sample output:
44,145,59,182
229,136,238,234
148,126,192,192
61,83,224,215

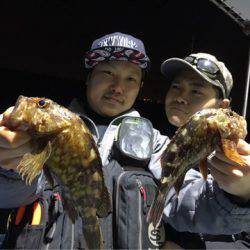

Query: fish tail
82,212,104,250
63,196,78,223
147,188,167,228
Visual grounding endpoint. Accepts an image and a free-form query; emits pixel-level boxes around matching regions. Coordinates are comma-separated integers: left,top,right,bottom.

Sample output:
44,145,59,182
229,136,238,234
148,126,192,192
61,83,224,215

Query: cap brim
161,58,223,91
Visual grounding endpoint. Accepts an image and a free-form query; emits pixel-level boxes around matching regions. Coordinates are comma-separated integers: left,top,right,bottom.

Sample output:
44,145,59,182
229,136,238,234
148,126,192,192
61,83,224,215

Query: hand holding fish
147,108,248,228
0,107,32,170
209,139,250,202
1,96,111,249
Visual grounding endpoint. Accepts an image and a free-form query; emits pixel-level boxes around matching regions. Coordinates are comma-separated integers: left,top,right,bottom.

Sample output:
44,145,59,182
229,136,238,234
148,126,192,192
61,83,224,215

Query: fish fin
44,156,78,222
147,186,168,228
97,186,112,218
43,166,55,187
81,207,104,249
61,186,78,223
221,138,247,166
199,158,208,179
63,197,78,223
17,141,52,185
174,174,185,194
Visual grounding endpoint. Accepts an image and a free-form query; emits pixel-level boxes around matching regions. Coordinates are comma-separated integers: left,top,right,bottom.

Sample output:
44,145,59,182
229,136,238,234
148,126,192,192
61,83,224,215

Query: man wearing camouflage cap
161,52,250,249
162,52,233,127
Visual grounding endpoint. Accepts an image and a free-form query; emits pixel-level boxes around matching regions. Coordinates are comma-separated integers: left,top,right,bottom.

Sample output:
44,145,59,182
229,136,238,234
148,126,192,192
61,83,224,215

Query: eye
127,76,137,82
102,70,113,76
192,89,203,96
170,83,180,90
37,99,49,108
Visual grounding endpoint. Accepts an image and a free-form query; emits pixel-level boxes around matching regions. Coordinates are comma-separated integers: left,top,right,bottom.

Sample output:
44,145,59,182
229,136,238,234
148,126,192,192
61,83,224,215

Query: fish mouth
5,95,29,130
5,109,30,131
7,120,30,131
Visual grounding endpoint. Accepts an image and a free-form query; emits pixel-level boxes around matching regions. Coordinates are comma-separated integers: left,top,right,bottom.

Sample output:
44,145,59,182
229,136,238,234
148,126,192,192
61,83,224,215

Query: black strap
122,166,146,171
201,232,248,242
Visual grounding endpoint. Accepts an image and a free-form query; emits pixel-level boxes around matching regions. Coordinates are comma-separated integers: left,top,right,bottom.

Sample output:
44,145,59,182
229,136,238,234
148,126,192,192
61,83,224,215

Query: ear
219,98,230,108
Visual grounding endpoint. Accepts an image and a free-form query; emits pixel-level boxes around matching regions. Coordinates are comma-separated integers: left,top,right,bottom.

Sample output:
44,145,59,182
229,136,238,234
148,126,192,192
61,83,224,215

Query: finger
0,156,23,170
0,127,31,148
210,150,241,166
237,139,250,155
208,156,246,177
210,167,240,188
0,141,32,159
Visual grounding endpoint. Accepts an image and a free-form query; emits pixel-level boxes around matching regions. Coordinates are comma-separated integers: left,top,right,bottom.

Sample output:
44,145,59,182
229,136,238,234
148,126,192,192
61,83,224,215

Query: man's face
86,61,142,117
165,70,222,127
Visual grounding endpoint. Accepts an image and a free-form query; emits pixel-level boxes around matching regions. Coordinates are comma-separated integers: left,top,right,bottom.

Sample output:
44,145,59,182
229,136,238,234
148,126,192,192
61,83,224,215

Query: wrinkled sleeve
0,167,45,208
148,129,169,180
164,169,250,234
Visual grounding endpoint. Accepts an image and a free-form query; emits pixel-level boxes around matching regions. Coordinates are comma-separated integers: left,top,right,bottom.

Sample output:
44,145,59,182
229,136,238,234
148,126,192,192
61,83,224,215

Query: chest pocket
114,169,166,249
1,184,86,250
2,197,49,249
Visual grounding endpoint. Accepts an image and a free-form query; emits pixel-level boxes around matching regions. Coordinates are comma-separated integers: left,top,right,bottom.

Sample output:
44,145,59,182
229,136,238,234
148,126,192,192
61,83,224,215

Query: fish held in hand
6,95,111,249
147,108,248,228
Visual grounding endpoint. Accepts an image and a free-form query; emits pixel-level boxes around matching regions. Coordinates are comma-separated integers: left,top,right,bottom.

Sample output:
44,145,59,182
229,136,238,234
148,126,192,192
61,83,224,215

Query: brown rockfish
147,108,248,228
5,95,111,249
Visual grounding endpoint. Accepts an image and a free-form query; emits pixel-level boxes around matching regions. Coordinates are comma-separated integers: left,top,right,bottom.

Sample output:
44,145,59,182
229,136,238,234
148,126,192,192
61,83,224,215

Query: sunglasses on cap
184,56,227,97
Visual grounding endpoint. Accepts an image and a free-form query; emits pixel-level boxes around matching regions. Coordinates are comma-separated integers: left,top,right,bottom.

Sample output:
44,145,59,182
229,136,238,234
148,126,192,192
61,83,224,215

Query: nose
110,77,125,94
175,95,188,105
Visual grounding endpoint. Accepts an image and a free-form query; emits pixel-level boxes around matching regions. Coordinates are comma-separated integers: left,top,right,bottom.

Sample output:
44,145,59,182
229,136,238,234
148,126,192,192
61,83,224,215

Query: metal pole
242,44,250,118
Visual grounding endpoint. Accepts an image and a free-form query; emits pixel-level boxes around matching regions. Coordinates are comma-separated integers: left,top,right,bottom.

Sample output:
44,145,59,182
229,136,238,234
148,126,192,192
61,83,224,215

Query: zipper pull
136,179,147,214
31,202,42,225
15,205,26,225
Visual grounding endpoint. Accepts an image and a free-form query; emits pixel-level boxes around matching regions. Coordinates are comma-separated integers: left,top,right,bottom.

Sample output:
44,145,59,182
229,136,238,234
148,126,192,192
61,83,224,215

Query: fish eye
37,99,49,108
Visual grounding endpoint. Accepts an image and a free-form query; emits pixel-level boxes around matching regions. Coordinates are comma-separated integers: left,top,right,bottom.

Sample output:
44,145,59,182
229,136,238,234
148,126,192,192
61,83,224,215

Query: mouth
168,105,189,114
103,95,123,105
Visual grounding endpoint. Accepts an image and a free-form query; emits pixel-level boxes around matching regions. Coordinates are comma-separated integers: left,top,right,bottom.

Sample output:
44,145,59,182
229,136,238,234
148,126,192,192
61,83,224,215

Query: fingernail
232,169,244,177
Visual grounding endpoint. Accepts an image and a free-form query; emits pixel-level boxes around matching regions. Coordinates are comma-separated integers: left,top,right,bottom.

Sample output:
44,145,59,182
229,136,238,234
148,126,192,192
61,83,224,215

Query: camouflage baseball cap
161,52,233,98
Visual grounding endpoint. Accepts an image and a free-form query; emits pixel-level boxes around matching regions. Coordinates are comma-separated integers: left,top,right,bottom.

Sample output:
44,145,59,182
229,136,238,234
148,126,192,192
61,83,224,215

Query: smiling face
165,70,225,127
86,61,142,117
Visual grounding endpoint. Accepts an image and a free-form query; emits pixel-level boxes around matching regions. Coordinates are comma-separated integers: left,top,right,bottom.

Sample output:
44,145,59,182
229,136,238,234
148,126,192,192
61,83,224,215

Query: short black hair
212,85,224,99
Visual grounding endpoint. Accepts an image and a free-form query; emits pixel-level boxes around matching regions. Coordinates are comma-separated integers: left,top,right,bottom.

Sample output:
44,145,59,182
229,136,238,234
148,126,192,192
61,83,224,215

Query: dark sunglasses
184,56,227,97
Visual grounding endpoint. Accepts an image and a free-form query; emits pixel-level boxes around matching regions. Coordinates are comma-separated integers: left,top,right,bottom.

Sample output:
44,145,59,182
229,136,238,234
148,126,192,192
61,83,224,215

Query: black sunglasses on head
184,56,227,97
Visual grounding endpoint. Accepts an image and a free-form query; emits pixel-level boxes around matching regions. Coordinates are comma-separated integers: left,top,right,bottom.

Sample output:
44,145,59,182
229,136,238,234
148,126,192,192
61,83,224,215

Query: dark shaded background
0,0,249,137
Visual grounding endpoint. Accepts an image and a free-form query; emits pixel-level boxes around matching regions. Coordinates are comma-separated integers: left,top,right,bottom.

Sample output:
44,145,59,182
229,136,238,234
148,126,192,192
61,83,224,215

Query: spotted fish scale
147,108,248,228
6,95,111,249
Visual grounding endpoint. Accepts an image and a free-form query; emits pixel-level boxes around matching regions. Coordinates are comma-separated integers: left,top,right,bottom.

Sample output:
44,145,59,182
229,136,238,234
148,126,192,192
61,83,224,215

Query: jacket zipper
136,178,143,250
115,172,127,226
116,173,150,249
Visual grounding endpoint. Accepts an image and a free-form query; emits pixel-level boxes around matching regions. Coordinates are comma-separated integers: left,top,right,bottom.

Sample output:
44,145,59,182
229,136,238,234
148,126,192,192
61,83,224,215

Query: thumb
237,139,250,155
